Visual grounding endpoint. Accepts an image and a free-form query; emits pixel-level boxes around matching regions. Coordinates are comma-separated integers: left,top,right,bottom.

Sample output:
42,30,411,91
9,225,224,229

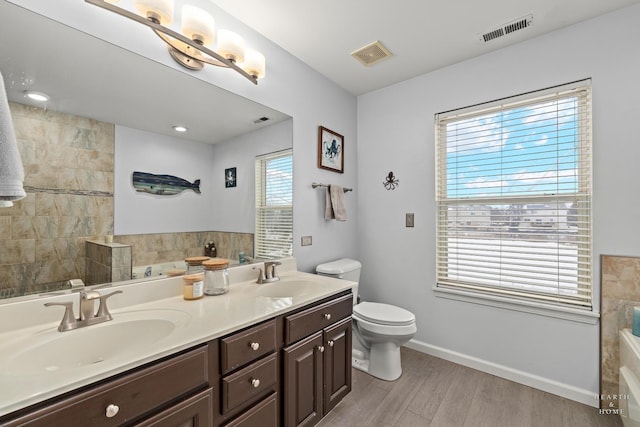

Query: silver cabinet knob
328,340,334,347
251,378,260,388
105,404,119,418
250,342,260,351
323,313,332,320
318,345,325,353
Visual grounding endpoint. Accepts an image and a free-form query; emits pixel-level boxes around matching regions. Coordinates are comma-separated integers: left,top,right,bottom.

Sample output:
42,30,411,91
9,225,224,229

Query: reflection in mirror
0,2,292,299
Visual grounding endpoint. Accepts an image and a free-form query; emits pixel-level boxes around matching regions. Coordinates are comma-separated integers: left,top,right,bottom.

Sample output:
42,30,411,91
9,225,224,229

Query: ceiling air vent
351,41,392,66
480,14,533,43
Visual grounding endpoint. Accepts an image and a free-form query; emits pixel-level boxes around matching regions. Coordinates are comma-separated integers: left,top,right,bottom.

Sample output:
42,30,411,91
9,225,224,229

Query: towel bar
312,182,352,192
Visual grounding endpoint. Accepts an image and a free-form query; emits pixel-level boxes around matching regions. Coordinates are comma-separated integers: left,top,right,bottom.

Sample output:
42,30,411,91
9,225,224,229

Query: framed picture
318,126,344,173
225,167,237,188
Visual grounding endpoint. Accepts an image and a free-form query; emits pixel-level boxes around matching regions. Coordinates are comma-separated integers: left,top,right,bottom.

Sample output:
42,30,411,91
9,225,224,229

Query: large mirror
0,2,293,299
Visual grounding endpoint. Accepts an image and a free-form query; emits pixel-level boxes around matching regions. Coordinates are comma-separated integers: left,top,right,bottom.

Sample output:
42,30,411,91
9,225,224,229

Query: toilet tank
316,258,361,282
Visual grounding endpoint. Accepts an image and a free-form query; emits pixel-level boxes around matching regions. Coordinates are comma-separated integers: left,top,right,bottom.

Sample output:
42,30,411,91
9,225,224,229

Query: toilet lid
353,302,415,326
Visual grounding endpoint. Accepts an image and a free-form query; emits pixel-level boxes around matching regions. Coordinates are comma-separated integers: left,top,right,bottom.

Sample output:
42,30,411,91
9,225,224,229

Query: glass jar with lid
202,259,229,296
183,273,204,300
185,256,210,275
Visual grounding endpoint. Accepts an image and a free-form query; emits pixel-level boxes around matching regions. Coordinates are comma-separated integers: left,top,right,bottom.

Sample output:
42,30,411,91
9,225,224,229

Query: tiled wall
0,102,114,298
600,255,640,408
85,240,132,285
1,103,254,298
114,231,254,269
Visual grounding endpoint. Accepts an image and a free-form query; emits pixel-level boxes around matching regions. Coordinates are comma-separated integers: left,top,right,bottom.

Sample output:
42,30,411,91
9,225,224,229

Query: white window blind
255,149,293,259
435,80,592,309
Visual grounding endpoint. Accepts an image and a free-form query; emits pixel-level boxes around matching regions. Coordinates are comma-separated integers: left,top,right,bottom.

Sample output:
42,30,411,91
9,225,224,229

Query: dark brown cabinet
134,388,214,427
0,290,352,427
283,332,324,427
322,318,352,415
216,320,279,427
2,345,213,427
282,294,353,427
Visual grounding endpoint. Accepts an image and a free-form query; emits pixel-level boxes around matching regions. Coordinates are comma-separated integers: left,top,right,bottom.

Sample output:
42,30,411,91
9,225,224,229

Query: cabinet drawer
223,393,278,427
134,387,213,427
4,345,210,427
284,294,352,345
222,353,277,414
221,319,276,374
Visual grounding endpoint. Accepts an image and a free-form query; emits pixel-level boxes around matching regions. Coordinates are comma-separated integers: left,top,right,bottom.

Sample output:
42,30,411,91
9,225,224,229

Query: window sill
433,286,600,324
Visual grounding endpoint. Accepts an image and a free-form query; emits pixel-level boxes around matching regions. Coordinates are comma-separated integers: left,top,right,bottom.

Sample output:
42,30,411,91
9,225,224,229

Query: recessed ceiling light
172,125,188,132
24,91,49,102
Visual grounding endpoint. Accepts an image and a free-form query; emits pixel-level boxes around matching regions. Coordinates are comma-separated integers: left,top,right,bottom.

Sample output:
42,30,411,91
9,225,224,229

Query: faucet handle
264,261,281,279
96,290,123,319
253,266,266,284
80,290,101,321
44,301,76,332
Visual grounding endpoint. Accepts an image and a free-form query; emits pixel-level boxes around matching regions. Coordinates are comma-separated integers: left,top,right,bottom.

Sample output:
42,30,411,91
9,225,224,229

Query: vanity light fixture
85,0,266,84
24,91,49,102
172,125,187,132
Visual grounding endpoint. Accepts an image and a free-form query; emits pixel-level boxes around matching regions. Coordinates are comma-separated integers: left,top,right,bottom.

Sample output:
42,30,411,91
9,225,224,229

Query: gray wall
356,3,640,405
14,0,359,274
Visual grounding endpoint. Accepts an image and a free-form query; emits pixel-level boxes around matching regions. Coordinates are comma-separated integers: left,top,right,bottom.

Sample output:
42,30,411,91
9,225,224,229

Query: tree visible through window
435,81,592,308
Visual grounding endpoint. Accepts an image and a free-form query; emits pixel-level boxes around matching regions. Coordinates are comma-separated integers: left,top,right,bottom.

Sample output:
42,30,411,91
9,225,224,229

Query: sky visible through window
446,96,579,199
265,155,293,206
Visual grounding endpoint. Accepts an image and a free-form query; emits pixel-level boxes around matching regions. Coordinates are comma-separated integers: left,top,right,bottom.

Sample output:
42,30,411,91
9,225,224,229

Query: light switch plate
406,213,415,228
301,236,313,246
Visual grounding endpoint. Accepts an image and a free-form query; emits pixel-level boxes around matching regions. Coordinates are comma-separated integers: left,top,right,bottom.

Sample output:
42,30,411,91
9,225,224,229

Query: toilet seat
353,302,415,326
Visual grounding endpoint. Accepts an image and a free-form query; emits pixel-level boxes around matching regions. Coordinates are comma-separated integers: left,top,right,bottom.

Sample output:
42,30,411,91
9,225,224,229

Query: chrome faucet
265,261,281,281
253,261,281,284
44,290,122,332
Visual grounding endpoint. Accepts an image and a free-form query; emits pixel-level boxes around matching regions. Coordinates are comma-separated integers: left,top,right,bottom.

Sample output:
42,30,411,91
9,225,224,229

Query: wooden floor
318,347,622,427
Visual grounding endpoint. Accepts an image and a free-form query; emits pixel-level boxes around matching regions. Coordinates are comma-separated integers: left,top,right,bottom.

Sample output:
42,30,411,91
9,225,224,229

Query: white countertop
0,257,356,418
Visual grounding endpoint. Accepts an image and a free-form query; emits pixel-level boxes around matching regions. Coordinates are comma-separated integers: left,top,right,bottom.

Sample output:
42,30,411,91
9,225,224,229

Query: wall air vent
351,41,392,66
480,14,533,43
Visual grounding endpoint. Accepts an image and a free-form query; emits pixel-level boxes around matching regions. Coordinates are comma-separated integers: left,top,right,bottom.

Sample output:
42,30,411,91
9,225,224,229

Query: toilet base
352,343,402,381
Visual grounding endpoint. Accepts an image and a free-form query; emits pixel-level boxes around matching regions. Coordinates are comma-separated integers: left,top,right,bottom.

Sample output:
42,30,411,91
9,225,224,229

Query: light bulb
181,5,215,46
134,0,174,25
242,49,265,79
217,29,245,63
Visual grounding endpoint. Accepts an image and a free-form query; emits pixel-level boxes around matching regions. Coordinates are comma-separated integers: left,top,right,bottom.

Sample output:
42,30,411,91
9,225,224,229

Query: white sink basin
253,279,326,298
0,309,190,375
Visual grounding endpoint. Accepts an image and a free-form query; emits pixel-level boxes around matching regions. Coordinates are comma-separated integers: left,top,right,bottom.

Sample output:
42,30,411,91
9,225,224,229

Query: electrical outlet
406,213,415,228
301,236,313,246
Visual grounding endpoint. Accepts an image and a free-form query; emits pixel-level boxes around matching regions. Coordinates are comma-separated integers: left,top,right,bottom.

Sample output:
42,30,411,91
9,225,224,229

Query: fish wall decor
132,171,201,196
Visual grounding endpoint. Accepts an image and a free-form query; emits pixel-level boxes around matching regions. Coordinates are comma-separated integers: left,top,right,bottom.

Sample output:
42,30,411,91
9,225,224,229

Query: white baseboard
404,338,598,408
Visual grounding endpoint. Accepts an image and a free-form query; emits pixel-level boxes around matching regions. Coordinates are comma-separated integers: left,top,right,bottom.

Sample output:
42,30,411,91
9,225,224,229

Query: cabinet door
283,332,323,427
323,318,352,414
223,393,278,427
134,388,213,427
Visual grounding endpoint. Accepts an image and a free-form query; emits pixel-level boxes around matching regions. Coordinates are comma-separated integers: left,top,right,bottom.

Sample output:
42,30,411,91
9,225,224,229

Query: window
255,149,293,259
435,80,592,309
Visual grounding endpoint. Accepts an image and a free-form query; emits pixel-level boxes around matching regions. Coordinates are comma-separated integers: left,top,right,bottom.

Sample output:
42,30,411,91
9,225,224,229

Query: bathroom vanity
0,258,355,427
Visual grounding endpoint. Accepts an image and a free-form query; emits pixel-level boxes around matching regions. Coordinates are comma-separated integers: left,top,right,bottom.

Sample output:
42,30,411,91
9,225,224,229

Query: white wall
357,4,640,405
114,121,292,235
114,125,215,234
210,119,293,233
15,0,358,273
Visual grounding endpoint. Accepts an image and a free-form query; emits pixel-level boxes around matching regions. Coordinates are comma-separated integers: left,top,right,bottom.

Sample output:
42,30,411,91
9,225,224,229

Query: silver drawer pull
105,403,119,418
251,378,261,388
250,342,260,351
318,345,325,353
323,313,332,320
328,340,334,347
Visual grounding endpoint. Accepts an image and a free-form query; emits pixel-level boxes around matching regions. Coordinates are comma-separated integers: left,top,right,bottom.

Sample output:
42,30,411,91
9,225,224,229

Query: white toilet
316,258,417,381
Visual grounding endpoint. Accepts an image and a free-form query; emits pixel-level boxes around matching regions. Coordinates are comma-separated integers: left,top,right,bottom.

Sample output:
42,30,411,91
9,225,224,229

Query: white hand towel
325,185,347,221
0,71,25,203
325,187,334,220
